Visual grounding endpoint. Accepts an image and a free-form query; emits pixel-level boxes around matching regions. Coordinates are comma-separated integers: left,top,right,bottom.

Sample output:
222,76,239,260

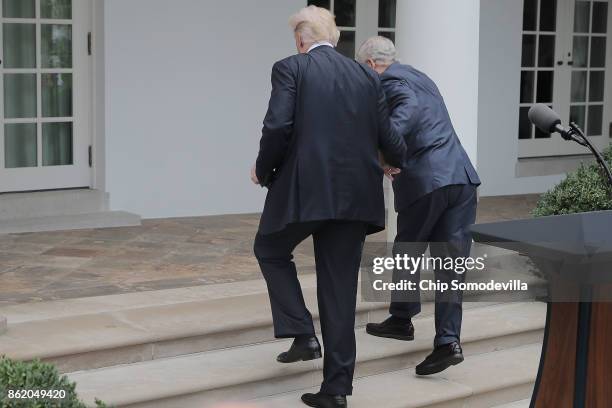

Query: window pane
3,0,35,18
519,107,532,139
535,127,552,138
570,105,586,130
591,37,607,67
335,0,355,27
3,24,36,69
537,71,554,102
379,0,396,28
593,2,609,33
41,0,72,19
573,36,589,67
337,31,355,58
589,71,605,102
540,0,557,31
4,74,37,119
523,0,538,31
522,35,537,67
42,73,73,117
575,1,591,33
571,71,587,102
521,71,535,103
538,35,556,67
588,105,604,136
307,0,330,9
43,123,73,166
378,31,396,43
41,24,72,68
4,124,37,168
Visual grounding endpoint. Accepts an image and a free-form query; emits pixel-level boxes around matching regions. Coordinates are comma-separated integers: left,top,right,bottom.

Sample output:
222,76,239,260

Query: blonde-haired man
252,7,406,408
288,5,340,49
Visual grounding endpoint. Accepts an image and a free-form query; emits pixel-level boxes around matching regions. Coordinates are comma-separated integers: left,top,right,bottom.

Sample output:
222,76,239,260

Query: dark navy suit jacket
256,46,406,235
381,63,481,212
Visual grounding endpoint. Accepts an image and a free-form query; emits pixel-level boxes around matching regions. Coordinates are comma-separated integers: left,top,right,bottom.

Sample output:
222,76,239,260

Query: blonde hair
289,6,340,47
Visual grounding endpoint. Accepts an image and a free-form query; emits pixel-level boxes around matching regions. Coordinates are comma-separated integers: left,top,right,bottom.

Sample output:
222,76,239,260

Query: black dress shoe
301,392,347,408
366,316,414,341
277,336,322,363
415,342,464,375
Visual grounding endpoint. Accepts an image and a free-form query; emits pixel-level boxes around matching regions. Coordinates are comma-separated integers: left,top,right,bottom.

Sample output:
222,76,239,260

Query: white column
388,0,480,242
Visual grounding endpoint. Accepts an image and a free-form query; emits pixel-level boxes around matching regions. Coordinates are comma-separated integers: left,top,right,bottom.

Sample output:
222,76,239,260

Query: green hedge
0,357,109,408
533,145,612,217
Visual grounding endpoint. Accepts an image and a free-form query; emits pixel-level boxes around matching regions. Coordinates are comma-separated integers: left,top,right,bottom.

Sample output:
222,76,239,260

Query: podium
471,211,612,408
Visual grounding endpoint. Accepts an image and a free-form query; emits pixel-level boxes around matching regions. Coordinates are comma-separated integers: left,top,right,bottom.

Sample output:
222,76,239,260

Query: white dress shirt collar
307,41,334,53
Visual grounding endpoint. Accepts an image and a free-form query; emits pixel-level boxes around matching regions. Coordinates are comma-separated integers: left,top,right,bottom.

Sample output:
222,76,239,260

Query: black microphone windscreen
528,104,561,133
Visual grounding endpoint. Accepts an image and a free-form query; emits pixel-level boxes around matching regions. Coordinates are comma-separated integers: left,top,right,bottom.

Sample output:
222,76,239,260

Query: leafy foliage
533,145,612,217
0,357,109,408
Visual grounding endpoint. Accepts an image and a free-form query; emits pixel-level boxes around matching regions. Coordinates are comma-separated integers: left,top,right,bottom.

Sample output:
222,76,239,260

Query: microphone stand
559,122,612,197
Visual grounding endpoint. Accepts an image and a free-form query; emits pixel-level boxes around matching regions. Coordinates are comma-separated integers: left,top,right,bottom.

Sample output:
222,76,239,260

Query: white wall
477,0,564,196
395,0,480,165
104,0,302,218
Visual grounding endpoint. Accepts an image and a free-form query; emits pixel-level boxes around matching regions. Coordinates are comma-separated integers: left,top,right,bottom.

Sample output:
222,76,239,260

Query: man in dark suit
251,8,406,408
357,37,481,376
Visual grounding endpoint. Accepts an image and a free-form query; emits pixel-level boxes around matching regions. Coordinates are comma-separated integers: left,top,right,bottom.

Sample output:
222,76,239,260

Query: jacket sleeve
384,79,419,145
376,79,407,168
255,59,297,185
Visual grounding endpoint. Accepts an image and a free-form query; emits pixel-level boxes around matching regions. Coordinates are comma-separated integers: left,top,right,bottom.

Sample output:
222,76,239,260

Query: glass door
560,0,611,155
0,0,91,193
518,0,611,158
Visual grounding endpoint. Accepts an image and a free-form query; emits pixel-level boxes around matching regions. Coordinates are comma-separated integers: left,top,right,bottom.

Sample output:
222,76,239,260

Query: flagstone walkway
0,194,539,306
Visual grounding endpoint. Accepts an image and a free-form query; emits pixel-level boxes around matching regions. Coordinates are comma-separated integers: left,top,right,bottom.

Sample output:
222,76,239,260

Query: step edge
75,342,543,407
9,302,541,362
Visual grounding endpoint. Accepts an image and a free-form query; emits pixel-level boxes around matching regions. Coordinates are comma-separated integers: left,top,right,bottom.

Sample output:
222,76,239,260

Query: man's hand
384,166,401,181
251,164,260,185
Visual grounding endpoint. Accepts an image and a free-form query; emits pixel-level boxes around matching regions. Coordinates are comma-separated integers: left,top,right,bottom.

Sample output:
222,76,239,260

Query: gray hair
356,36,397,65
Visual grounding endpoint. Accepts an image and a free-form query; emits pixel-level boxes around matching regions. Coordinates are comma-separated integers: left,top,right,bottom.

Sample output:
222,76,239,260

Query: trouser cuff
320,383,353,396
434,335,460,347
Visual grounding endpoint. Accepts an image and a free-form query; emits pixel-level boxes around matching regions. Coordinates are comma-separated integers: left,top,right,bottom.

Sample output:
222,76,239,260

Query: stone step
257,344,539,408
493,399,531,408
67,303,545,407
0,275,375,372
0,211,141,234
0,270,542,373
0,189,109,220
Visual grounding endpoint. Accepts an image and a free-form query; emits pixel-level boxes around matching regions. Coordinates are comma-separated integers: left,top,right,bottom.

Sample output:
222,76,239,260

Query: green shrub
0,357,109,408
533,145,612,217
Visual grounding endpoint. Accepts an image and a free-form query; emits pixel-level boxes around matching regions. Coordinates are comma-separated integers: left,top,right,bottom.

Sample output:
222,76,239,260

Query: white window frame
519,0,612,158
0,0,93,192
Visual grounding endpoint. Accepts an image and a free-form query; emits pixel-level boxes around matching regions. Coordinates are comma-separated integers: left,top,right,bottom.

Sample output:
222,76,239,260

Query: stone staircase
0,274,545,408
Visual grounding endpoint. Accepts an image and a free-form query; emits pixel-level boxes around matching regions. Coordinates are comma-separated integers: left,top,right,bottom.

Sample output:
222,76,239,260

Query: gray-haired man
357,37,481,376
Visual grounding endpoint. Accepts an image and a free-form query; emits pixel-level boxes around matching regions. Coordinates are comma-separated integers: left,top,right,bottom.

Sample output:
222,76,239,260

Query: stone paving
0,195,540,306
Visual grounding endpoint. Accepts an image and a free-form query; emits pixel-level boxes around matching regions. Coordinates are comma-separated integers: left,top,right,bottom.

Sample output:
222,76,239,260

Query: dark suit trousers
390,184,477,347
254,220,367,396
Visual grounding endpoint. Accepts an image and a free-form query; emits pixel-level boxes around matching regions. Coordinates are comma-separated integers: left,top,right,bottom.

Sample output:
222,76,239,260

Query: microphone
528,104,612,193
528,104,571,140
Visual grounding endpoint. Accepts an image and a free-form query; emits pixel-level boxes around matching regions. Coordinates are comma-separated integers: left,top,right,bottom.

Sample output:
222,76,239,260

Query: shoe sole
366,327,415,342
301,398,319,408
277,350,322,364
415,355,464,376
301,395,346,408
